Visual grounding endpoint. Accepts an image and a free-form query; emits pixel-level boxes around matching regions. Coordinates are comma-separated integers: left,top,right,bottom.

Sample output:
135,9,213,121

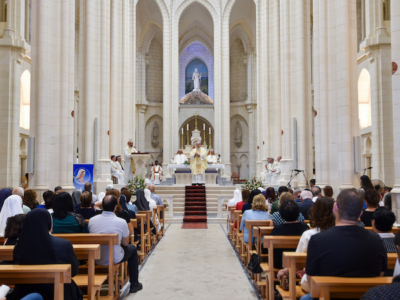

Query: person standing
189,142,208,185
124,140,137,184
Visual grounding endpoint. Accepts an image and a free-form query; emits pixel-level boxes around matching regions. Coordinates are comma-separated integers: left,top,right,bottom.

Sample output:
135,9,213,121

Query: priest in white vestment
173,150,188,164
260,158,274,183
190,142,208,185
116,155,124,172
124,140,137,184
150,161,163,185
267,156,282,184
110,155,124,184
207,150,218,164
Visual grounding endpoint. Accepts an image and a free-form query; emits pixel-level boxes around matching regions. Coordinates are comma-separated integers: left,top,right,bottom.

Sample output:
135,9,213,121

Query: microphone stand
287,170,300,188
301,170,310,189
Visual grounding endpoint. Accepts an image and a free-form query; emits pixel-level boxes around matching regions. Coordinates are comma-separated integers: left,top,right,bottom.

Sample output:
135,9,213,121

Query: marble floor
125,224,259,300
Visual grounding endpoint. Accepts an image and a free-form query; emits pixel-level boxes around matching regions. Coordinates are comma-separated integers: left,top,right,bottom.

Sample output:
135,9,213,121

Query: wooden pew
243,220,272,266
54,233,119,299
157,204,166,236
263,236,301,300
0,264,71,300
0,245,105,300
364,226,399,234
252,226,274,298
228,206,236,240
139,210,153,252
282,252,398,300
152,207,161,242
309,276,392,300
135,213,148,263
234,211,243,253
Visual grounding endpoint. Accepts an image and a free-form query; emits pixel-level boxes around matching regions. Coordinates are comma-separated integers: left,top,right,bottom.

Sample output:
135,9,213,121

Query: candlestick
187,124,189,130
181,129,184,149
194,112,199,130
203,123,205,130
186,127,190,145
209,127,211,134
209,129,212,149
203,128,206,146
182,128,183,134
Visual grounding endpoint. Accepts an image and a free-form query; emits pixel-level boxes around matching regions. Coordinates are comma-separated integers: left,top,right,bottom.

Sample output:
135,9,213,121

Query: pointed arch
138,20,163,53
230,19,254,53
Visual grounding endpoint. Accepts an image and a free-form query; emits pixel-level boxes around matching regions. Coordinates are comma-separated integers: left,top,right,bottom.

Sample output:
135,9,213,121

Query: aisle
126,224,259,300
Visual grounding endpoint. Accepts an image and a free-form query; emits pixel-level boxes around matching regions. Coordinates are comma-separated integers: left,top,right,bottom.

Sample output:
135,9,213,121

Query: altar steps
183,186,207,223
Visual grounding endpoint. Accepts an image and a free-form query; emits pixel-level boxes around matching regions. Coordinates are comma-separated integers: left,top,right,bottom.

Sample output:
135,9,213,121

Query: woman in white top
144,189,161,233
277,197,336,291
0,195,24,236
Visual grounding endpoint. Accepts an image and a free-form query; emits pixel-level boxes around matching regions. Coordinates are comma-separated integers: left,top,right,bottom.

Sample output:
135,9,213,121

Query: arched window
20,70,31,130
358,68,371,129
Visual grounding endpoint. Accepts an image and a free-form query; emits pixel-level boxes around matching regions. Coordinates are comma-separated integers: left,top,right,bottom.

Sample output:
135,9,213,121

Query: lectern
130,153,151,179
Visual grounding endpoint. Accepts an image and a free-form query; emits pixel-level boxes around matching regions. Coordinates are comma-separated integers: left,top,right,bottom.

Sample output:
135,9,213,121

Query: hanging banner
73,164,93,192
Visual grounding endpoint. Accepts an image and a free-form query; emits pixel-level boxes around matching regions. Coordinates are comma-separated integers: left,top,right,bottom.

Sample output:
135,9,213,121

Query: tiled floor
125,224,258,300
181,223,208,229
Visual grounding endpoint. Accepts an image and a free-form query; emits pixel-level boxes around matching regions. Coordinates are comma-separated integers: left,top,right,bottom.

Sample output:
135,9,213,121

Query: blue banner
73,164,94,192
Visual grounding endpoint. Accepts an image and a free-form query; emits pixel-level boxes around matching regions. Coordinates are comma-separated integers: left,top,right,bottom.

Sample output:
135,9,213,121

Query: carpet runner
181,223,208,229
182,185,207,223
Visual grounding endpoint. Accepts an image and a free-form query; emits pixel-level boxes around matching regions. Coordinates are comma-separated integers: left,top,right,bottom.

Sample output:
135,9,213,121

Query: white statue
192,68,202,91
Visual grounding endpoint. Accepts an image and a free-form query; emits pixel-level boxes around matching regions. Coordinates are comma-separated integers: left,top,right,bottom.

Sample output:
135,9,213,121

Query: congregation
0,182,167,299
227,174,400,300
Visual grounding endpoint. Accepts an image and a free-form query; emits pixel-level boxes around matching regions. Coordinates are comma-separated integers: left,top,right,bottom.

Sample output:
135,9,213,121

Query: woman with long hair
360,175,374,191
23,189,39,210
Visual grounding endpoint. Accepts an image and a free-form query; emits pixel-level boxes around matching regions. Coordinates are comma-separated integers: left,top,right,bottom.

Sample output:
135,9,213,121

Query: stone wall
147,39,163,103
230,38,247,102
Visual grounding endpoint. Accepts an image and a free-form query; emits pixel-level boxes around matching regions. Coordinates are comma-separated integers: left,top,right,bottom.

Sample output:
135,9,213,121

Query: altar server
124,140,137,184
267,156,281,184
110,155,124,184
207,150,218,164
150,161,163,185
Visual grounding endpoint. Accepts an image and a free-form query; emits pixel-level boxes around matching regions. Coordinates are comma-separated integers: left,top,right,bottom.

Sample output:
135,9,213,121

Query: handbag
280,274,289,291
247,227,263,274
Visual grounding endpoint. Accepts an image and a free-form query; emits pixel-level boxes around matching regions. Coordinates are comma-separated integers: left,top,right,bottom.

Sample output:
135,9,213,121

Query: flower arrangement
127,176,146,194
183,160,190,166
241,176,264,191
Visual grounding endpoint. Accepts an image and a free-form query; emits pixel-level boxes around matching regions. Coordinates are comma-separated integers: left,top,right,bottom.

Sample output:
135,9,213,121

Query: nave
126,224,258,300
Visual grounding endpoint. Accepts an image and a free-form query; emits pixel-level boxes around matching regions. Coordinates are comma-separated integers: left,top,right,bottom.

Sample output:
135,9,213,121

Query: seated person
23,189,39,210
36,190,55,213
270,186,289,214
106,189,134,236
11,209,81,300
4,214,25,245
300,189,387,300
298,190,314,219
361,231,400,300
0,195,24,236
121,189,139,214
271,192,305,225
372,207,397,253
236,189,250,211
277,197,335,291
265,187,277,211
71,190,81,206
52,192,89,233
206,150,218,164
271,200,309,269
89,195,142,293
173,150,188,164
240,194,271,243
361,189,381,227
149,185,163,206
323,185,334,198
228,189,242,207
242,189,262,213
74,191,97,219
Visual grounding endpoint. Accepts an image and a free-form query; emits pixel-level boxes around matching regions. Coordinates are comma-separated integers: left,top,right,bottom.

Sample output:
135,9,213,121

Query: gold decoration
194,112,199,130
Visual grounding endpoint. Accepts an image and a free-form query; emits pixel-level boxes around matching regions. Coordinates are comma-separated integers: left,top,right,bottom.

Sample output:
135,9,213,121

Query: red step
184,211,207,216
183,215,207,223
185,206,206,211
185,202,206,207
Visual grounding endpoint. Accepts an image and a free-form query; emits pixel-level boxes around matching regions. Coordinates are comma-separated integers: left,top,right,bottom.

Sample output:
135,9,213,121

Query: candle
187,124,189,130
182,128,183,134
209,127,211,134
203,123,205,130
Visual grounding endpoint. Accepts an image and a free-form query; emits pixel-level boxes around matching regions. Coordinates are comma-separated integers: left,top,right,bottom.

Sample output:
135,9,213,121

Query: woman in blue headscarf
0,188,12,212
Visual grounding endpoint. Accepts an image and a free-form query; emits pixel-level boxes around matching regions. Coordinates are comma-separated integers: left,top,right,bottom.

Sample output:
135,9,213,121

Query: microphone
362,167,373,170
291,169,307,172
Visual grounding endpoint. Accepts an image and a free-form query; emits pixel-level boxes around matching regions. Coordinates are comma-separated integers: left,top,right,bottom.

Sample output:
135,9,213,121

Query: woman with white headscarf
97,192,106,203
0,195,24,236
144,189,161,232
228,189,243,207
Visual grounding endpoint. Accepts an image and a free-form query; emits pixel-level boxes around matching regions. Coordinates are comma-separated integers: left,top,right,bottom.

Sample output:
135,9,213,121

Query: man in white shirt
89,195,142,293
110,155,124,184
311,186,321,202
173,150,188,164
207,150,218,164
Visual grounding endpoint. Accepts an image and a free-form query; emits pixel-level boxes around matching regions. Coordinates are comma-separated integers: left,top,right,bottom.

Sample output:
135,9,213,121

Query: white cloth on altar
144,189,161,232
207,155,218,164
124,146,137,184
110,161,124,184
173,154,188,164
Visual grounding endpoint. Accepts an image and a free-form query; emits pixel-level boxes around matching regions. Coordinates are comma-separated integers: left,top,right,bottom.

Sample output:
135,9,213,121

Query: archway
179,116,214,149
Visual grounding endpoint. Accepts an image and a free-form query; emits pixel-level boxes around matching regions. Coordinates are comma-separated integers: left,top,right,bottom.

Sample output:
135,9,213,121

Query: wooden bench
235,212,243,254
135,213,148,263
0,264,71,300
243,220,272,266
263,236,301,300
0,244,105,300
54,234,119,299
157,204,166,236
364,226,399,234
309,276,392,300
282,252,398,300
227,206,236,240
138,210,154,251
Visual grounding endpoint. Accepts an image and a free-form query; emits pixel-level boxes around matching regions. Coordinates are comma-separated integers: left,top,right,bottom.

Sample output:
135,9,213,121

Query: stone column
30,0,75,193
247,104,256,177
376,0,387,38
138,105,147,150
390,0,400,219
3,0,13,38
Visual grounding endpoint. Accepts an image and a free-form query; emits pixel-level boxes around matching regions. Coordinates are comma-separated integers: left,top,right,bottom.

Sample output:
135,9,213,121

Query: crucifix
194,112,199,130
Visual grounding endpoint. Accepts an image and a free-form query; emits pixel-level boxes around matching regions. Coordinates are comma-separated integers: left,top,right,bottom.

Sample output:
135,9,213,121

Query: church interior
1,0,400,299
